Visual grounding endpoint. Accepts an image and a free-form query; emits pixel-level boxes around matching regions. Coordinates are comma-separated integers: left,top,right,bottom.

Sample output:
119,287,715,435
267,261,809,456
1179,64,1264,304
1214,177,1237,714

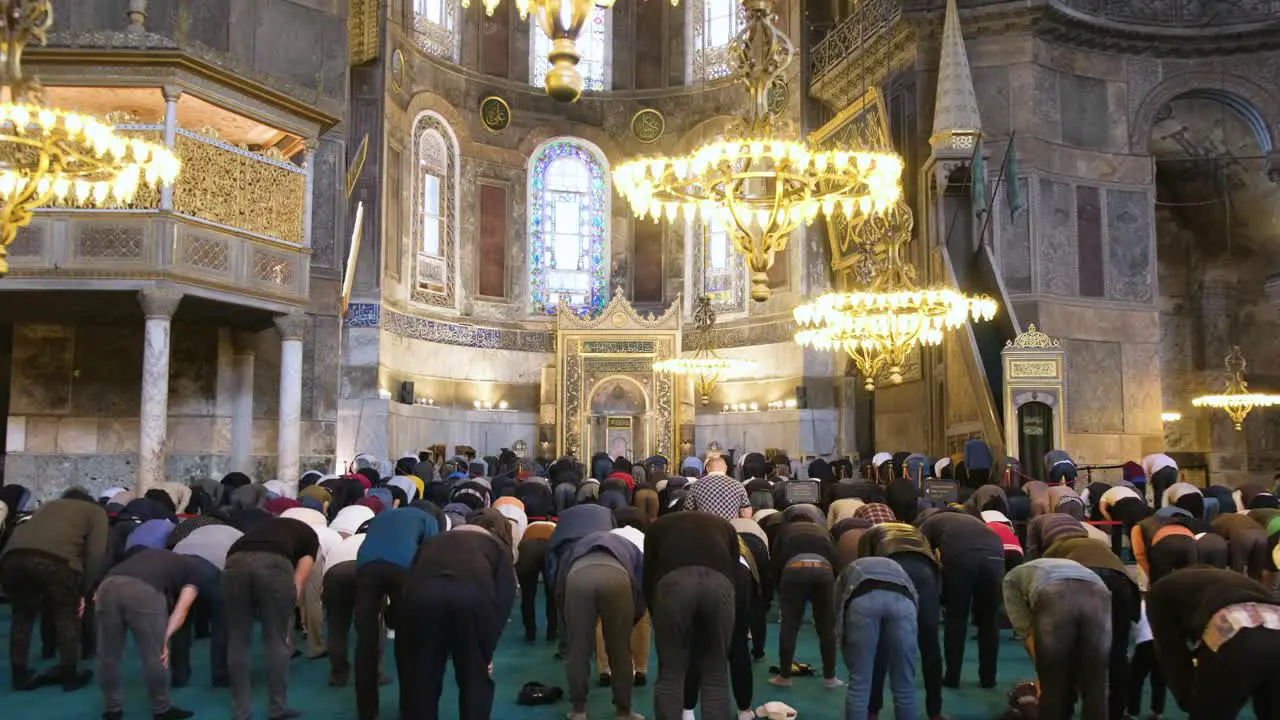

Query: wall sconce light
414,397,436,407
1160,411,1182,423
723,398,798,414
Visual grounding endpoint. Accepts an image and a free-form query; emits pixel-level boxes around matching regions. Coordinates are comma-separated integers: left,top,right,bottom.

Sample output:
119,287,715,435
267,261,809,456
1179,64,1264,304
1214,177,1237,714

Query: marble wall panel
71,323,142,417
6,416,25,453
998,177,1032,293
1037,178,1078,296
1059,73,1109,149
169,324,218,416
166,454,225,484
1122,343,1163,436
1076,185,1105,297
24,417,59,453
1065,339,1124,434
310,135,343,272
972,66,1010,138
98,418,141,454
1106,188,1154,303
56,417,99,454
11,324,73,415
312,316,341,422
1032,65,1062,143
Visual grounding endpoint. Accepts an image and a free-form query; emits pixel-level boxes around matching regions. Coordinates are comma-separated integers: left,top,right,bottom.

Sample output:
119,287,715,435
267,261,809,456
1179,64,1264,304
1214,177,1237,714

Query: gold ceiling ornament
0,0,180,275
1192,346,1280,431
652,295,756,407
793,201,998,392
463,0,678,102
613,0,904,303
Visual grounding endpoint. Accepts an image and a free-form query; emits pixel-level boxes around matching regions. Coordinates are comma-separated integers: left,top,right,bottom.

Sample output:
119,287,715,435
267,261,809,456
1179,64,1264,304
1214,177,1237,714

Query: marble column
160,85,181,211
138,287,183,493
229,331,257,473
302,141,316,249
275,312,308,493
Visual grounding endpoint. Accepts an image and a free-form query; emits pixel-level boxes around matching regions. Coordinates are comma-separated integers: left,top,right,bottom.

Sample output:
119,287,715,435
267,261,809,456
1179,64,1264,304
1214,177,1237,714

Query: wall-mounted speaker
795,386,808,409
397,381,415,405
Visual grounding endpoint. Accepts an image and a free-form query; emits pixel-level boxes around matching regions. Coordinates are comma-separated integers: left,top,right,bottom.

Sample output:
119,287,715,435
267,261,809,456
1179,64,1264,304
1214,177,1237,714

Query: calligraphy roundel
631,109,665,144
767,79,789,117
480,96,511,134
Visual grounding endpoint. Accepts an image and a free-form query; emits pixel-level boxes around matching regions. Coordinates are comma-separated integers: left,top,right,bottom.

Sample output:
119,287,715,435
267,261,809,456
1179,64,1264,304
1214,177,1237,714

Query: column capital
161,83,183,102
138,286,183,319
232,330,259,355
274,311,309,341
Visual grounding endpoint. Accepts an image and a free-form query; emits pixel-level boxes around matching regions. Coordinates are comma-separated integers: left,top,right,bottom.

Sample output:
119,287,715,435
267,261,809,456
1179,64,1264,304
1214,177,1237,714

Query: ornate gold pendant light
652,295,756,406
0,1,179,275
792,199,997,392
613,0,903,303
463,0,678,102
1192,346,1280,431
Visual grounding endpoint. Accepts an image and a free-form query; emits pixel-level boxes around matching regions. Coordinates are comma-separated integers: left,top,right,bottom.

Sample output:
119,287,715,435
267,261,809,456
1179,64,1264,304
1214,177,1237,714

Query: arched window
528,138,610,315
689,0,742,82
413,0,459,60
689,218,746,314
531,10,612,92
412,112,458,308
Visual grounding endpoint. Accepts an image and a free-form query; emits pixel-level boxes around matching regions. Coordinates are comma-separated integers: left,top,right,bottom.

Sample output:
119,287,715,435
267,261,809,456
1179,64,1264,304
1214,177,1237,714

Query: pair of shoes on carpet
31,666,93,692
517,681,564,706
767,663,813,678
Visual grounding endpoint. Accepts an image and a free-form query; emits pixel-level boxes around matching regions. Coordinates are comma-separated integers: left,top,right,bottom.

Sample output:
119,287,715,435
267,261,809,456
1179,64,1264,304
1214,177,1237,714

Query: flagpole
976,130,1017,252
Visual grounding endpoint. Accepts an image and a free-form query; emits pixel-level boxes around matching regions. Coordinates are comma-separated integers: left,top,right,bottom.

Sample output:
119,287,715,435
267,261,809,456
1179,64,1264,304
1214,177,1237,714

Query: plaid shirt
853,503,897,525
683,473,749,520
1202,602,1280,652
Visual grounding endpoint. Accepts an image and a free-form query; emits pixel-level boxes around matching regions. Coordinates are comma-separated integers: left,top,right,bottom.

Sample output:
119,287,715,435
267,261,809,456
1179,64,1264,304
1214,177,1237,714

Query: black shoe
979,679,997,689
11,666,38,691
211,677,230,688
633,672,646,687
598,673,611,687
61,668,94,692
269,710,302,720
154,707,195,720
103,712,123,720
328,674,348,687
941,676,960,689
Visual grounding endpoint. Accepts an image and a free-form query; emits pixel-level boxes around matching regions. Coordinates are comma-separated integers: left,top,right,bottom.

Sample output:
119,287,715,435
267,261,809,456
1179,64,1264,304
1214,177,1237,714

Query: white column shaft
276,338,304,489
139,315,172,493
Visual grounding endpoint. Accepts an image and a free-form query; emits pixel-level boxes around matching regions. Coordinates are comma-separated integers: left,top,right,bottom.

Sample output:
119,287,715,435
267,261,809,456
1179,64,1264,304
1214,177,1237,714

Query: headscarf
903,454,930,484
934,457,952,480
495,502,529,549
413,461,436,485
680,456,704,476
356,496,384,514
98,487,127,504
885,478,921,525
263,480,292,500
807,459,834,484
230,483,268,510
281,507,328,529
1122,461,1146,486
220,472,252,501
300,485,332,506
355,467,380,489
329,477,367,520
299,470,323,490
330,505,376,536
871,452,893,471
264,497,301,515
442,502,471,529
123,497,173,522
144,489,177,515
395,455,419,476
782,503,826,526
731,517,768,548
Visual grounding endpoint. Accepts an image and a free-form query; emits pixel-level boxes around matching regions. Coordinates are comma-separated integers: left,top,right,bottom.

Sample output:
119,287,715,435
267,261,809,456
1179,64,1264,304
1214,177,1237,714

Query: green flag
1004,139,1024,220
970,143,987,218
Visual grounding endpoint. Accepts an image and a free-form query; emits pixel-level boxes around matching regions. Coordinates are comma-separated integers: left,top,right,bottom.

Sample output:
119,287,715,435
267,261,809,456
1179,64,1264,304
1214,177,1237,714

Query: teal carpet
1,602,1216,719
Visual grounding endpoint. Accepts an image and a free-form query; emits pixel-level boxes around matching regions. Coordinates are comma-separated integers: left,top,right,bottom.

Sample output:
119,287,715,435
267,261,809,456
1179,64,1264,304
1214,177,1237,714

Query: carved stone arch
1130,72,1280,155
517,123,624,166
404,91,472,149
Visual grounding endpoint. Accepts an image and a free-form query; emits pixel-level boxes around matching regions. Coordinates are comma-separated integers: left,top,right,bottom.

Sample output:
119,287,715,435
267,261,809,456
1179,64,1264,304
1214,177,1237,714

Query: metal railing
811,0,902,85
1055,0,1280,27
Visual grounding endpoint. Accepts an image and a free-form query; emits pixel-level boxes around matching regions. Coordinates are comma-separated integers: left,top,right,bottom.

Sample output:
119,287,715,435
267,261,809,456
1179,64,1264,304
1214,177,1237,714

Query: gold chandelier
653,295,756,406
793,202,997,391
463,0,678,102
1192,346,1280,431
613,0,903,303
0,1,179,275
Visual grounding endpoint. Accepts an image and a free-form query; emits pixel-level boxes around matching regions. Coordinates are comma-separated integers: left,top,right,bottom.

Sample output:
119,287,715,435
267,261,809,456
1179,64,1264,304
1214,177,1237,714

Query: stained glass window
689,0,743,81
531,9,611,92
413,0,458,60
691,218,746,314
528,139,610,315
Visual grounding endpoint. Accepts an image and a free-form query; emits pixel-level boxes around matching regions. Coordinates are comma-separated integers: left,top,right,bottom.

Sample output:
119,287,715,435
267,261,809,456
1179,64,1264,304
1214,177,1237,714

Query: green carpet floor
1,602,1220,719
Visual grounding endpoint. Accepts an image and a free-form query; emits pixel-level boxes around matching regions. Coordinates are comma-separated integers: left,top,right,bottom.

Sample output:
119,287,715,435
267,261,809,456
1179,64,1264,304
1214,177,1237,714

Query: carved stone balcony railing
1053,0,1280,27
811,0,902,87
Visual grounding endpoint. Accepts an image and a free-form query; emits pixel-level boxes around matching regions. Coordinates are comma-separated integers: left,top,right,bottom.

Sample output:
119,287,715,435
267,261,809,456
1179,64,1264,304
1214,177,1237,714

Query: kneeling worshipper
353,505,441,720
1042,536,1140,720
1003,558,1112,720
857,522,944,720
644,511,740,720
95,548,202,720
836,556,919,720
223,516,320,720
0,492,108,691
1147,567,1280,717
917,509,1004,689
559,529,646,720
394,522,516,720
769,513,841,688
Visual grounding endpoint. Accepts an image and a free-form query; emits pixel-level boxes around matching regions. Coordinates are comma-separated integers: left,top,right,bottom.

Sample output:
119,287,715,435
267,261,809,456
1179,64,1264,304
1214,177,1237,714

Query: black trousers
1034,579,1111,720
687,565,754,712
1127,640,1165,715
1092,567,1137,720
1150,467,1178,510
1188,627,1280,719
170,557,228,687
0,550,83,674
354,560,407,720
776,561,836,680
323,561,358,684
395,577,500,720
40,592,95,660
652,566,734,720
940,549,1003,687
872,553,943,717
515,538,555,641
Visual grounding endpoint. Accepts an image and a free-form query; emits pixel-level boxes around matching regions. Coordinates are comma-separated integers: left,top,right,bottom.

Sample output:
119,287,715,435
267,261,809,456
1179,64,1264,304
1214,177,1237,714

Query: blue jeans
842,590,917,720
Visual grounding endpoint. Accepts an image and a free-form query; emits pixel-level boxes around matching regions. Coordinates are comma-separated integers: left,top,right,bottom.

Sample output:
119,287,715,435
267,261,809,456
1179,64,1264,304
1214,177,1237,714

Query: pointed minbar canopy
929,0,982,152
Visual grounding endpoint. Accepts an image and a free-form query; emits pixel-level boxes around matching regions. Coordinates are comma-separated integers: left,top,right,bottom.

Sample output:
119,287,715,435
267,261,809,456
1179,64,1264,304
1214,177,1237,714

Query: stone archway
1130,73,1280,156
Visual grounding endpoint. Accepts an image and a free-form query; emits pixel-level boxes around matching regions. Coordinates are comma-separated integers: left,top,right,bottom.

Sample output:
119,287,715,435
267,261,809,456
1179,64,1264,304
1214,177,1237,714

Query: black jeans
776,560,836,680
515,538,555,641
652,566,734,720
224,551,298,720
1092,567,1137,720
872,553,943,718
1033,579,1111,720
395,577,500,720
1128,640,1165,716
354,560,407,720
323,561,358,684
1189,627,1280,719
940,549,1003,687
170,557,228,687
0,550,83,674
1151,467,1177,510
